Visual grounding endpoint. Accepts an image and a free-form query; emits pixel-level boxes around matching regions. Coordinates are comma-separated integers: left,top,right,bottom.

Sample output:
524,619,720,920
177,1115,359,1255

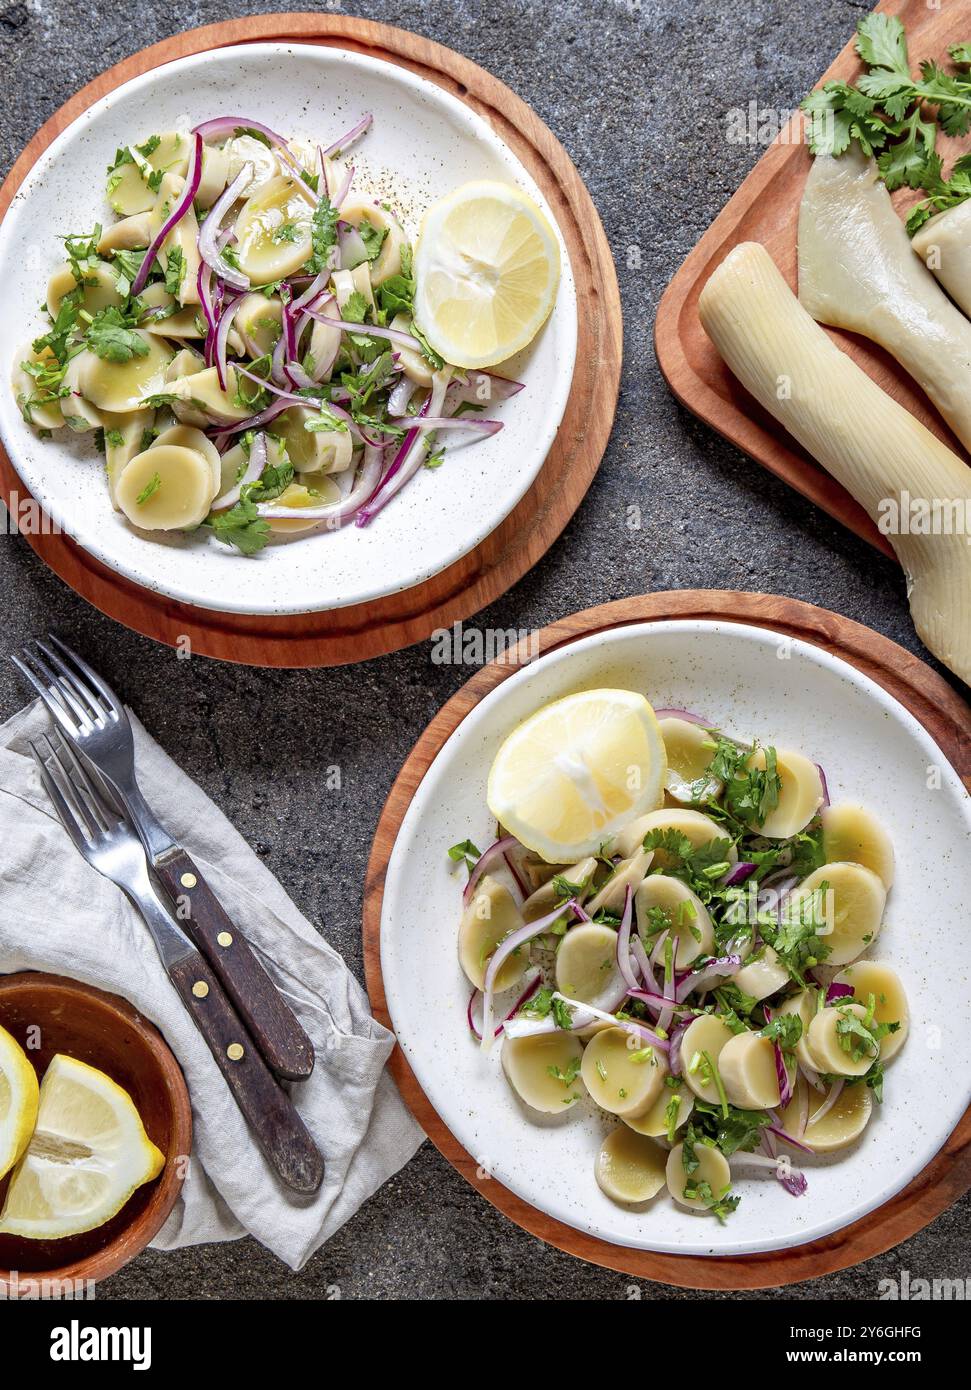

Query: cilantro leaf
204,497,271,556
87,307,149,364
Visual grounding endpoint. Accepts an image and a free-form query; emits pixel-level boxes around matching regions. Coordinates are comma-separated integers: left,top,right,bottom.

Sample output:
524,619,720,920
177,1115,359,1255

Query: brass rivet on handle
192,981,209,998
217,931,233,947
227,1043,244,1061
181,872,197,889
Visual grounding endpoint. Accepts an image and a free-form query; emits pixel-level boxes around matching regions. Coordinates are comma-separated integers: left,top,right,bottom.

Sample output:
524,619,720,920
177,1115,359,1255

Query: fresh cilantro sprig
801,15,971,219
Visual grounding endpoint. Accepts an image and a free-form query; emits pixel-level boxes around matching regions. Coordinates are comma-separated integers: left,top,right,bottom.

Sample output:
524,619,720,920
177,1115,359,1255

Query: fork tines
30,730,121,841
12,636,119,739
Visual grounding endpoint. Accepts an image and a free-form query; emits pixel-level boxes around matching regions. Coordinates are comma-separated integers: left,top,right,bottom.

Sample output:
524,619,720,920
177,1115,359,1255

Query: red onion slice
197,163,254,291
551,993,670,1053
131,132,203,296
816,763,831,806
615,886,640,991
330,164,355,209
674,953,742,1004
211,430,267,511
320,113,373,159
307,310,422,352
389,414,503,438
825,981,855,1004
734,1149,808,1197
722,861,756,888
255,443,384,525
806,1078,844,1131
213,295,243,391
481,900,581,1049
193,116,291,148
651,707,715,725
462,836,524,906
766,1120,815,1155
445,371,525,408
467,971,542,1042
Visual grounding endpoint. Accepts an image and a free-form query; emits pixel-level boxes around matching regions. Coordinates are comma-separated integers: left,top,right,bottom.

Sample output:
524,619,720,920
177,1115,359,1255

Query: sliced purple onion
197,163,254,291
131,133,203,296
389,414,503,439
651,708,715,726
211,430,266,511
307,309,421,352
674,953,742,1004
255,443,383,526
615,886,639,991
816,762,831,807
354,390,434,527
466,971,542,1042
481,900,580,1049
338,221,369,270
320,112,373,159
330,163,355,209
387,376,417,418
806,1078,844,1131
213,295,243,391
766,1121,815,1155
722,861,756,888
462,836,524,906
668,1019,689,1077
193,116,291,148
630,934,659,994
213,395,291,445
826,981,855,1004
445,370,525,409
733,1149,808,1197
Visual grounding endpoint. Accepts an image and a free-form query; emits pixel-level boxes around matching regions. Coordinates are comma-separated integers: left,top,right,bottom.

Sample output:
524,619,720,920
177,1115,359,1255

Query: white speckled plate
0,43,576,615
380,620,971,1257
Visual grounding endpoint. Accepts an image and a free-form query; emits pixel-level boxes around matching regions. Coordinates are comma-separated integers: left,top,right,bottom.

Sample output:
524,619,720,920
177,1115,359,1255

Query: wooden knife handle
168,952,324,1195
156,848,315,1081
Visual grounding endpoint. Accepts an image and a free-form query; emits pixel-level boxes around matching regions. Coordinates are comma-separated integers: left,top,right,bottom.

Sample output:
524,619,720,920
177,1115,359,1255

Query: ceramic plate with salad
379,620,971,1257
0,43,577,615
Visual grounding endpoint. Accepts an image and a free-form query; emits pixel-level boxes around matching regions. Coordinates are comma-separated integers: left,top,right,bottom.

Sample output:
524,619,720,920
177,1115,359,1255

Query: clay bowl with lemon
378,620,971,1259
0,973,190,1290
0,43,576,618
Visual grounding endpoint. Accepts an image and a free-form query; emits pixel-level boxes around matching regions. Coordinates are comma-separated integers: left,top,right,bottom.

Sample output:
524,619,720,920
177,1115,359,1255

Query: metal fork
12,635,314,1081
30,731,324,1195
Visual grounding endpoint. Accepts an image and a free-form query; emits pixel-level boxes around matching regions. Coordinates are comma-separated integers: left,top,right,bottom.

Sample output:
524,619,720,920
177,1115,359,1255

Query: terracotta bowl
0,972,191,1292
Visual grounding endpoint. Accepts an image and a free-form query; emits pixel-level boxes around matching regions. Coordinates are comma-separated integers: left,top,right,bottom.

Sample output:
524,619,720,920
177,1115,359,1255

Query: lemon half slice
414,180,560,368
0,1054,164,1240
0,1024,39,1182
487,689,667,862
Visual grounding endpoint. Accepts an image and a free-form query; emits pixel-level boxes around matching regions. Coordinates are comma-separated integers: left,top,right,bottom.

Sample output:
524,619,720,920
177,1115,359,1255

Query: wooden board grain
0,13,621,668
654,0,971,561
362,591,971,1290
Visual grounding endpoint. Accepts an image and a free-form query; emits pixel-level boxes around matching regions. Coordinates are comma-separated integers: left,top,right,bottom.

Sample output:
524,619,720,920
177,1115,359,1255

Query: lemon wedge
487,689,666,862
0,1054,164,1240
0,1024,39,1182
413,180,561,368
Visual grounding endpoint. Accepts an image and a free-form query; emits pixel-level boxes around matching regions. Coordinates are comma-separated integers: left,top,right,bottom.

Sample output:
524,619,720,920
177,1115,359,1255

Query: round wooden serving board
0,13,620,668
363,591,971,1290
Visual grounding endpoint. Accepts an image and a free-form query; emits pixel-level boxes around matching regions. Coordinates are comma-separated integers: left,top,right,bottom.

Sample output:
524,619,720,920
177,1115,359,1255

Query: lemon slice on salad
413,180,560,368
487,689,666,862
0,1024,39,1183
0,1054,164,1240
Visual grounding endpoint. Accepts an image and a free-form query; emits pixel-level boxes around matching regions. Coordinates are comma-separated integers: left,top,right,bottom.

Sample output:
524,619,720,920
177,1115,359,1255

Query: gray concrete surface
0,0,966,1300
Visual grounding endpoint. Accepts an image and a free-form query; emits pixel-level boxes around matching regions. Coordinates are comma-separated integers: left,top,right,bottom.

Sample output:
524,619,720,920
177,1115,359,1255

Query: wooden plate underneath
0,13,620,667
362,591,971,1289
654,0,971,561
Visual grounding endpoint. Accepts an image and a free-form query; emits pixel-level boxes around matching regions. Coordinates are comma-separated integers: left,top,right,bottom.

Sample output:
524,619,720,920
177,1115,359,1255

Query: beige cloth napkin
0,699,423,1271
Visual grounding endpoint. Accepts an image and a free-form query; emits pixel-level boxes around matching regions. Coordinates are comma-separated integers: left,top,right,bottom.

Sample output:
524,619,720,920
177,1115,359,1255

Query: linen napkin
0,699,423,1271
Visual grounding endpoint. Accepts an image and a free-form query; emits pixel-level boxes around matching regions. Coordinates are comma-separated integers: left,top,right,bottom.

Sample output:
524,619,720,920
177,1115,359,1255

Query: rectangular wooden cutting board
654,0,971,560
